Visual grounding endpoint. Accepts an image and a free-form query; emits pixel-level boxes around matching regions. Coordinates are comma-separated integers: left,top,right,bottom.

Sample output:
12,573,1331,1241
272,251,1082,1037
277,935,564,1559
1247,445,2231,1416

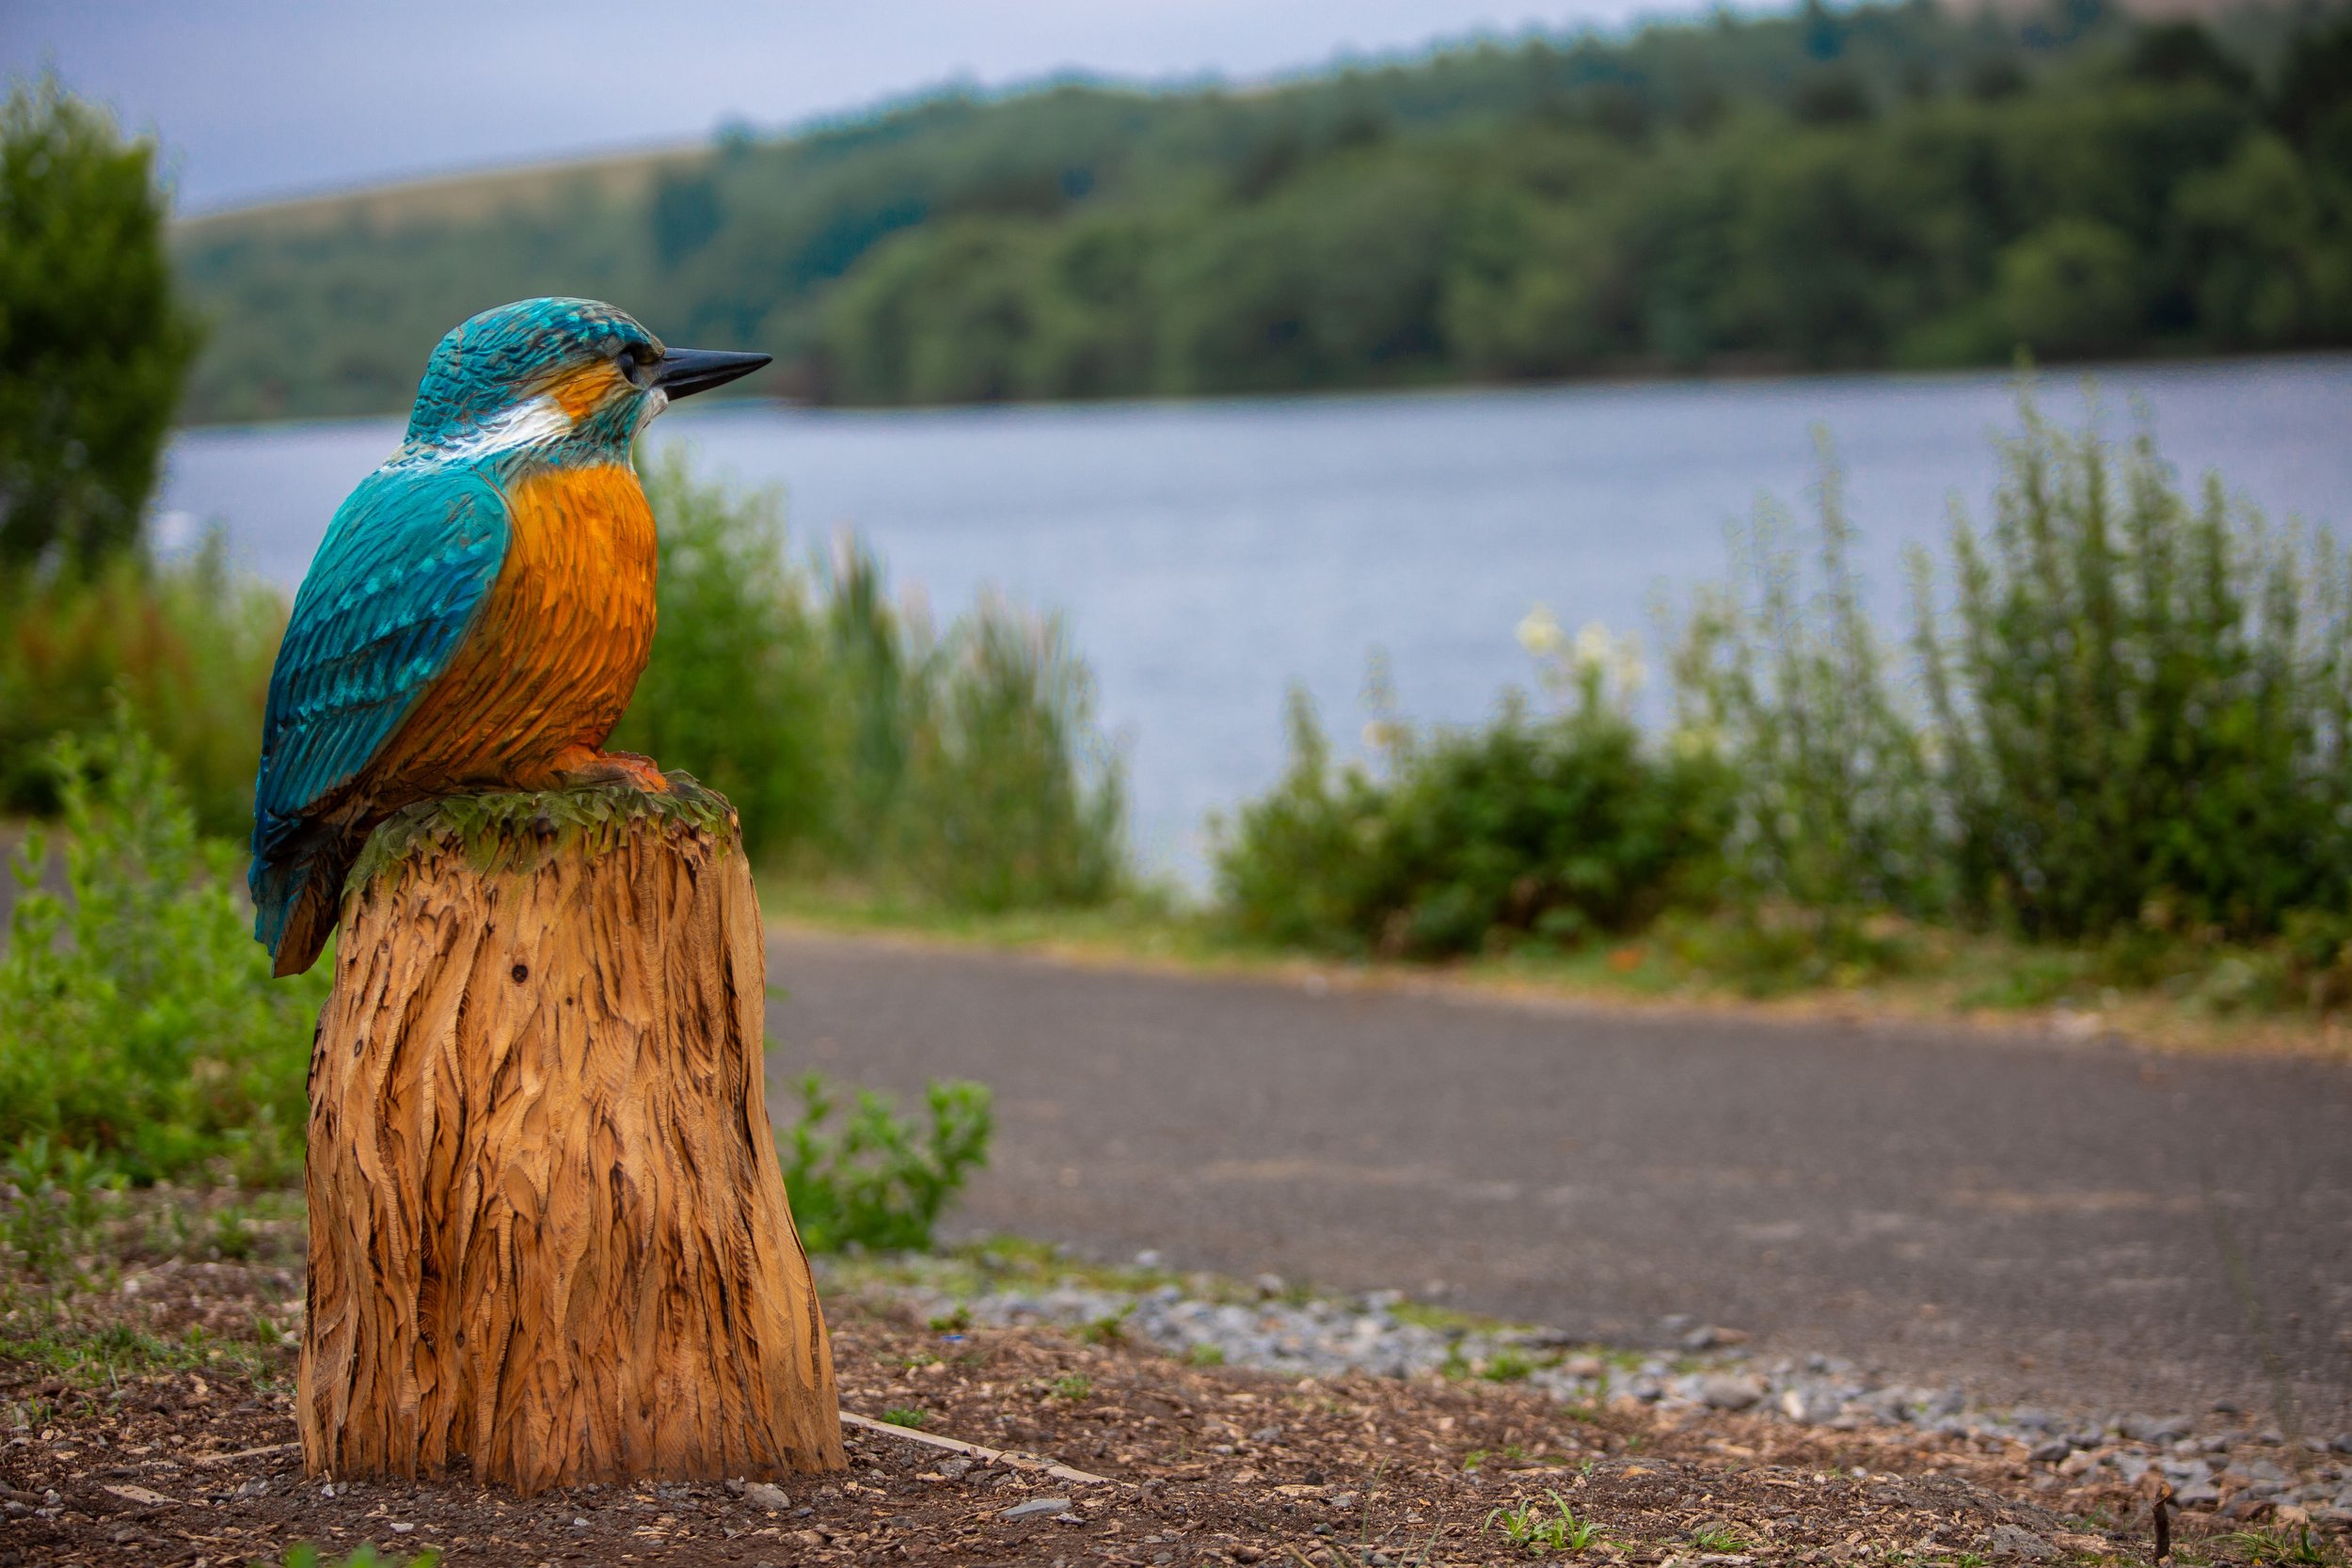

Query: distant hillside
171,0,2352,424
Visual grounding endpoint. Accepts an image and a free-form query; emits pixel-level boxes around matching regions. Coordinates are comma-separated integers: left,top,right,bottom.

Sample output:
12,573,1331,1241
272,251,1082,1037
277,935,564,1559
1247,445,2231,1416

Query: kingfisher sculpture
248,296,768,976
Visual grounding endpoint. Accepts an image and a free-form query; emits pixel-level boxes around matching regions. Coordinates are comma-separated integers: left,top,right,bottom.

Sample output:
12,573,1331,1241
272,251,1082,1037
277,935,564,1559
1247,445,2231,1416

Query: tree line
172,0,2352,422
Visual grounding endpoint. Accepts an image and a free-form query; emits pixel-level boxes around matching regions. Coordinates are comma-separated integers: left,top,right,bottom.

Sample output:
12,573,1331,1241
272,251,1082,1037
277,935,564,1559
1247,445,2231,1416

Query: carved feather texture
249,298,669,975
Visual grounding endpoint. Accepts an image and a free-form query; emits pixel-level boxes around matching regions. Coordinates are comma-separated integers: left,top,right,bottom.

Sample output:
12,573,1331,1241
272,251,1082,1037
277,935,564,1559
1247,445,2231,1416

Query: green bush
624,454,1127,909
1919,394,2352,939
1223,385,2352,973
1676,387,2352,944
610,451,836,860
892,596,1126,911
0,75,200,568
776,1072,993,1254
0,714,326,1183
1215,627,1728,958
0,532,285,838
1670,444,1943,914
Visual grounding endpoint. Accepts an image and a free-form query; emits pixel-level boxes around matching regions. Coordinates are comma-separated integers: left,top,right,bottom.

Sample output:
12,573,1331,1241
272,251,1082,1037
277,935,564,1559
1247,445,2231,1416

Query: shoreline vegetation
171,3,2352,424
10,384,2352,1065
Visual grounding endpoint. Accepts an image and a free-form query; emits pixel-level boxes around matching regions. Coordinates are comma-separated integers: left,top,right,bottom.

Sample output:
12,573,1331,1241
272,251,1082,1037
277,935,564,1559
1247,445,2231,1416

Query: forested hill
174,0,2352,423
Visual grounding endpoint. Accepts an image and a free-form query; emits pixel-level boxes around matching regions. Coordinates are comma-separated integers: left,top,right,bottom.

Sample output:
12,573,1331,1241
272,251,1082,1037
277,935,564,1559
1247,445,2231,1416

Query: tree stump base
299,777,844,1493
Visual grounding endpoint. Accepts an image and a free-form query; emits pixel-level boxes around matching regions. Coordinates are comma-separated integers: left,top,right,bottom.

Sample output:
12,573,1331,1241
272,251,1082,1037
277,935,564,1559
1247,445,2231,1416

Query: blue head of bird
399,297,769,467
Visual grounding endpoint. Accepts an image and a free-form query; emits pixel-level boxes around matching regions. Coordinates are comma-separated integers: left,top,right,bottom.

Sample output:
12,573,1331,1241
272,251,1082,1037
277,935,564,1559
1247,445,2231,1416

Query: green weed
1050,1372,1093,1401
1689,1524,1751,1552
1077,1307,1133,1345
623,456,1127,910
775,1071,992,1254
881,1405,930,1429
0,716,326,1184
2222,1525,2335,1565
1485,1490,1603,1553
272,1546,445,1568
1184,1343,1225,1367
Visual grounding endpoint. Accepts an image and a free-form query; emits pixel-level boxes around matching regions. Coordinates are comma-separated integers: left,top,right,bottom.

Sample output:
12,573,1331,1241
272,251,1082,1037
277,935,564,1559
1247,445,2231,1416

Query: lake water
158,357,2352,881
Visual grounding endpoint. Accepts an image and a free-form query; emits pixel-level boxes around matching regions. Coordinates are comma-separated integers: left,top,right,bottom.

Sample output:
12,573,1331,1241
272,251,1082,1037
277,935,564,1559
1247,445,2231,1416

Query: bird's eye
615,344,653,388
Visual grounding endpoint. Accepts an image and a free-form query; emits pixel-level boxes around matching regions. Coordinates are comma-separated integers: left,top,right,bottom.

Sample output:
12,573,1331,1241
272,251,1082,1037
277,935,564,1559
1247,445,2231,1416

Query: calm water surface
159,358,2352,879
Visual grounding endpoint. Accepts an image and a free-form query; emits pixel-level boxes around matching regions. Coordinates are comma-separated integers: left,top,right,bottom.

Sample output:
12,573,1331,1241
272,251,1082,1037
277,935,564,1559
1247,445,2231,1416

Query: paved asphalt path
768,929,2352,1433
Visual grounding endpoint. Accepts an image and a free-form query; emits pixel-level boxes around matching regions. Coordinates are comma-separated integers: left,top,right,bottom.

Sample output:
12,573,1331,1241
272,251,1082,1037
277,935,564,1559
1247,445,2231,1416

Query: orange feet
543,745,672,794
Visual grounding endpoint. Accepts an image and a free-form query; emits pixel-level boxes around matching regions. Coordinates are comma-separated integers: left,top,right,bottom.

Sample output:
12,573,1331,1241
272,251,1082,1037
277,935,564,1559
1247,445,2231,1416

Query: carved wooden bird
249,296,768,976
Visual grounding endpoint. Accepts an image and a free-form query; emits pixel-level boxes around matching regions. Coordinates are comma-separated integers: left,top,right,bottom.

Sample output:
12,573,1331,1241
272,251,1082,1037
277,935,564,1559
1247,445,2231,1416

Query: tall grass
0,455,1127,913
0,714,326,1183
1214,625,1729,957
1218,384,2352,975
1919,398,2352,939
0,532,282,839
620,451,1129,908
1678,388,2352,942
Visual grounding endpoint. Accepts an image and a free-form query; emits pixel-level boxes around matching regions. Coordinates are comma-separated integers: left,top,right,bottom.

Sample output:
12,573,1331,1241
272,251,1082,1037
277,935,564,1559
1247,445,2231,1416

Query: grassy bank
759,886,2352,1062
763,383,2352,1064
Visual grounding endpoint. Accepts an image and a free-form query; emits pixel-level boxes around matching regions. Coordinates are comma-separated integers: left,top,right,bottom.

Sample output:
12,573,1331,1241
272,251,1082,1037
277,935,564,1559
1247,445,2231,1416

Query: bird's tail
250,819,350,978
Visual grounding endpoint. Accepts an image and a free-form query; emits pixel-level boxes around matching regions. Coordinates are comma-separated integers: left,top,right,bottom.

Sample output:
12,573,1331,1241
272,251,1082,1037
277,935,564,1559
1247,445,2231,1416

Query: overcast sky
3,1,1696,214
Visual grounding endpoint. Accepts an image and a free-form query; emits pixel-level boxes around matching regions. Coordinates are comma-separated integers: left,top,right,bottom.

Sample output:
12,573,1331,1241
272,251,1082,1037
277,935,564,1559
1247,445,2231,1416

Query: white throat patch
432,395,573,461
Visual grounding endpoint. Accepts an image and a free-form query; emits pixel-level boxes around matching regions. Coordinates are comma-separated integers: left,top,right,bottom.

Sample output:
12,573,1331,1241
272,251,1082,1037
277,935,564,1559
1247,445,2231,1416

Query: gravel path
847,1252,2352,1524
767,928,2352,1436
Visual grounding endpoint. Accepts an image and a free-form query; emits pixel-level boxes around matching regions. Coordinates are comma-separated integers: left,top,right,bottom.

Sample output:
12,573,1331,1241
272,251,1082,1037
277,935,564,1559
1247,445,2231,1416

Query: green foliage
891,596,1126,911
620,455,1127,908
0,716,326,1184
609,451,834,859
0,532,286,837
775,1072,993,1254
1,1134,123,1282
1214,633,1727,958
177,8,2347,420
0,76,200,567
1923,396,2352,939
1486,1491,1603,1553
272,1547,445,1568
1675,388,2352,944
1671,444,1941,914
1221,385,2352,977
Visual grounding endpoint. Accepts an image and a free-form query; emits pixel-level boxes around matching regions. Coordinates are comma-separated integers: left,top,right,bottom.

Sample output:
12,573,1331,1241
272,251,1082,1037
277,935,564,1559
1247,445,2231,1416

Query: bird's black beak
651,346,771,399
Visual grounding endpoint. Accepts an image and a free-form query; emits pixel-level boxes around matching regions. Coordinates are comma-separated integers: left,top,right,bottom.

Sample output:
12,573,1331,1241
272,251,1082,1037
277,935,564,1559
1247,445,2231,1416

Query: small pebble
1002,1496,1073,1520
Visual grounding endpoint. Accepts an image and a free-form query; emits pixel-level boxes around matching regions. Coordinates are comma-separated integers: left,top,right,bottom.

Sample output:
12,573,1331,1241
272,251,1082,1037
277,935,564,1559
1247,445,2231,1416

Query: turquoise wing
249,461,510,958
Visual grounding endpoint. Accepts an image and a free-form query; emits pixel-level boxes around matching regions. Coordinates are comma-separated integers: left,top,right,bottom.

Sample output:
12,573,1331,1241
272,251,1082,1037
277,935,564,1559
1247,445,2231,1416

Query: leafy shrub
1,1134,124,1282
893,595,1126,911
1215,626,1727,958
0,714,326,1183
626,455,1127,909
0,531,285,837
1918,395,2352,940
775,1072,993,1254
1670,443,1942,913
0,76,200,569
1225,385,2352,977
611,451,836,861
1670,388,2352,946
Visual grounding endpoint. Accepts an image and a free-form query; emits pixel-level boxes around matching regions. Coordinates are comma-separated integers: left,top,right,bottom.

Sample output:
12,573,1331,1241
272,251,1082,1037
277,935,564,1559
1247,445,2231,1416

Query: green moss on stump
348,771,739,892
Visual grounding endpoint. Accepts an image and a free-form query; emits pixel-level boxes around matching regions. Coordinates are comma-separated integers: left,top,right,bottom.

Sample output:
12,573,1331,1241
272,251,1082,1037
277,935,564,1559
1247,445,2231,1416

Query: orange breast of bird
374,463,658,792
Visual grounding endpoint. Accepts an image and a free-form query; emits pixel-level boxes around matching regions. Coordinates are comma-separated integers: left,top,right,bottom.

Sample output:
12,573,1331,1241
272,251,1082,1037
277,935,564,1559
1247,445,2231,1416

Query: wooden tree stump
298,777,844,1493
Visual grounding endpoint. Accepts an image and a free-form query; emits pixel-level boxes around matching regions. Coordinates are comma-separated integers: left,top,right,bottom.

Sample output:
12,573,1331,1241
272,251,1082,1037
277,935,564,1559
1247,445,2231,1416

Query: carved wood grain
298,798,844,1492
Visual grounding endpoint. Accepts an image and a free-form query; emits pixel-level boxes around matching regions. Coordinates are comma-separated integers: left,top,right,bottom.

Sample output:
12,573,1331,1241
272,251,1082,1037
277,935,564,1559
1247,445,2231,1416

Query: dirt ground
5,1263,2340,1568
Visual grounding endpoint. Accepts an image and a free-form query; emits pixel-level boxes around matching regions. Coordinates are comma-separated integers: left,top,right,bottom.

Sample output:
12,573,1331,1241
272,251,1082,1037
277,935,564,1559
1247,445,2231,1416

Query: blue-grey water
157,358,2352,880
